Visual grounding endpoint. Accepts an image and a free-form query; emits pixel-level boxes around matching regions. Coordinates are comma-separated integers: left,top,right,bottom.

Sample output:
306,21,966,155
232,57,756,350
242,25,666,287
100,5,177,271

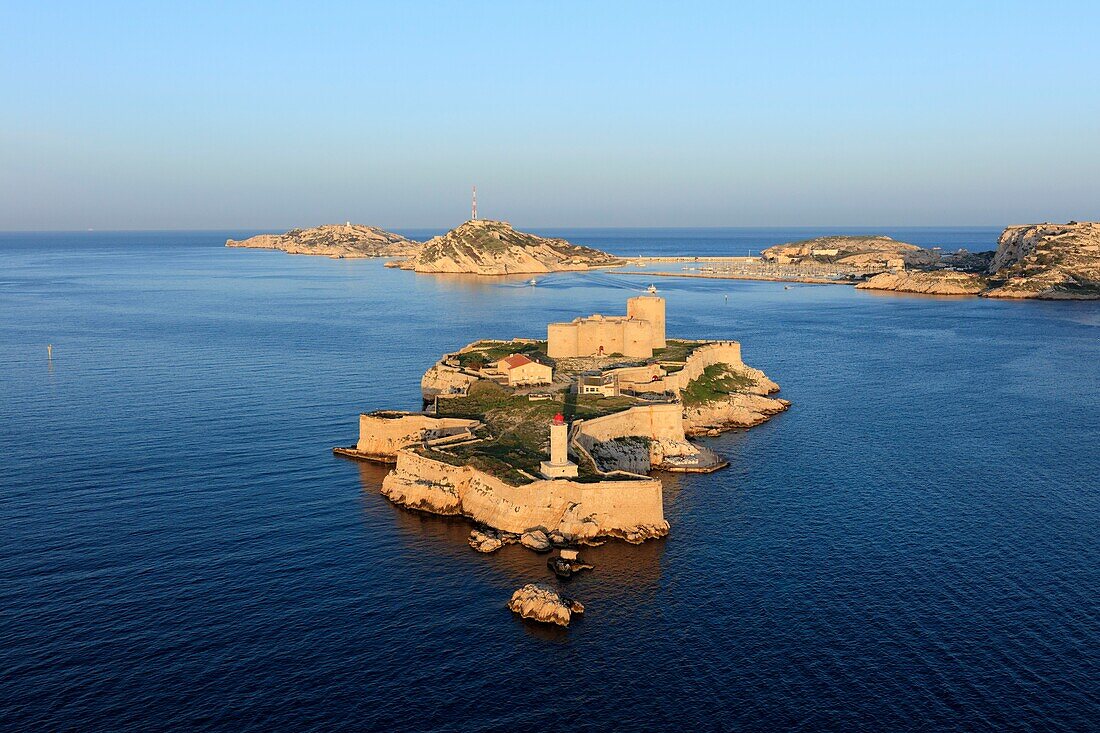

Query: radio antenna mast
471,185,478,221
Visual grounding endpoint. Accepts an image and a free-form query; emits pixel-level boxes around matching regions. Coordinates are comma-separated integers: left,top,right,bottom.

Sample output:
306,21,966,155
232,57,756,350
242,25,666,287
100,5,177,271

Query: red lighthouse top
552,413,565,425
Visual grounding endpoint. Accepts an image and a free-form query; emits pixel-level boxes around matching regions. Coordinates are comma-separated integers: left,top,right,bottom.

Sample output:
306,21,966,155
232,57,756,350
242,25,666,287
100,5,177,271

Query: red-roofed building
494,353,553,387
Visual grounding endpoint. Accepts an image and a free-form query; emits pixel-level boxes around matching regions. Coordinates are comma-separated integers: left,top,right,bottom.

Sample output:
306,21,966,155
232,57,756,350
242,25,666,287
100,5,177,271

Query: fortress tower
626,295,666,349
540,413,578,479
547,295,666,359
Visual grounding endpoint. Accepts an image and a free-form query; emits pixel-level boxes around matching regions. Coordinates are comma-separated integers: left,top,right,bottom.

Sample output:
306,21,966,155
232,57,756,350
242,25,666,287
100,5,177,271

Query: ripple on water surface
0,230,1098,731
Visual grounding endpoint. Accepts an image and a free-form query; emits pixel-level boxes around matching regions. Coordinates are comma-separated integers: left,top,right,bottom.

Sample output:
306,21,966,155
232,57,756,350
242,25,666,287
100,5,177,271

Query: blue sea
2,228,1098,731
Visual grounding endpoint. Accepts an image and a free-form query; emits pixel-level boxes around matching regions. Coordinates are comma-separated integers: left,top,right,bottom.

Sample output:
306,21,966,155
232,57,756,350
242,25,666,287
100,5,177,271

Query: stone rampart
381,450,666,539
573,402,686,443
661,341,743,394
356,413,479,460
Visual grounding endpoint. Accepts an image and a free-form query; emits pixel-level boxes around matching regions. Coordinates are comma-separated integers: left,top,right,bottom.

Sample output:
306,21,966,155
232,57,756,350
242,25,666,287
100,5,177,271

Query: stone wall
381,450,666,540
661,341,744,394
573,402,686,443
572,402,703,468
356,413,479,460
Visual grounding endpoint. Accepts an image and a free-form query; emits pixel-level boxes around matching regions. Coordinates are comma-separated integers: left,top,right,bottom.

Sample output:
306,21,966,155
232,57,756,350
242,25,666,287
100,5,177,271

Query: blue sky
2,1,1098,229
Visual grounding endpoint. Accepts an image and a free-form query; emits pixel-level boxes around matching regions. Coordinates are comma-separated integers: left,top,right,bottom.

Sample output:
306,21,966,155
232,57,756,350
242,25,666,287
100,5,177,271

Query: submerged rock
548,550,594,579
508,584,585,627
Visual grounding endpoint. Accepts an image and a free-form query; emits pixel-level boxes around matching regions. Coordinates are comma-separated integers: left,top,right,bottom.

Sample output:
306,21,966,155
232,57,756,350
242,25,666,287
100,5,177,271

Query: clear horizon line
0,223,1014,234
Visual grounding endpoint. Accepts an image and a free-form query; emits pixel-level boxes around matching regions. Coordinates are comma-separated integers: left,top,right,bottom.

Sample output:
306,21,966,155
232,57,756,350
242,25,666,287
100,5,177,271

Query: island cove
334,294,788,550
229,219,1099,300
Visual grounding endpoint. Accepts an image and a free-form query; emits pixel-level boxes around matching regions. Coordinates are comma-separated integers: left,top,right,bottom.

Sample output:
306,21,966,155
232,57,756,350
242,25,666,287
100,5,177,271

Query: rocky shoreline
335,295,788,610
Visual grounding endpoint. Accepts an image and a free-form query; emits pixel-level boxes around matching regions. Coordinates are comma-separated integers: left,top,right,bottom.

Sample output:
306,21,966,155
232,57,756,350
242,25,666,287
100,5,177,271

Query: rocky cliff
984,221,1100,299
761,235,939,268
391,220,622,275
856,270,988,296
856,222,1099,300
226,224,420,258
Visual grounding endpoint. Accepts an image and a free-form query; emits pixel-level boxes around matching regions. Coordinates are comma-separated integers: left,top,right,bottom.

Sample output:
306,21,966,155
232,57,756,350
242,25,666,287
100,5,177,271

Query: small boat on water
529,278,538,286
647,284,658,294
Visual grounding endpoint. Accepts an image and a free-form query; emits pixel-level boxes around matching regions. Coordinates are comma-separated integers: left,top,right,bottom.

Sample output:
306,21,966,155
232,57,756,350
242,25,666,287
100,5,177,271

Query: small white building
578,371,618,397
495,354,553,387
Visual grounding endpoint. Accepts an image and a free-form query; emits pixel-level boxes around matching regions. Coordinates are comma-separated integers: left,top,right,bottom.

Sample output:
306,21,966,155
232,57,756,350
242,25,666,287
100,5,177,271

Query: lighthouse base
540,460,579,479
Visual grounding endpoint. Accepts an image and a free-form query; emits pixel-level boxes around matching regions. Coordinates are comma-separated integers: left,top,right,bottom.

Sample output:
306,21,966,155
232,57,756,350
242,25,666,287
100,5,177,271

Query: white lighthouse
540,413,578,479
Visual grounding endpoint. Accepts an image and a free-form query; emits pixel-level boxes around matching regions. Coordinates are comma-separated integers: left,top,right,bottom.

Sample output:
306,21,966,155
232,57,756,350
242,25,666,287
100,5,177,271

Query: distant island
335,294,787,552
627,222,1099,300
225,223,419,258
229,218,1098,299
386,219,623,275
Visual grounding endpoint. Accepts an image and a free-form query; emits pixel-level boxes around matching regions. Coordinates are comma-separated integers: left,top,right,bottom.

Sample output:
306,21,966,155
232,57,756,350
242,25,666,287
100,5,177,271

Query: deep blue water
2,229,1098,732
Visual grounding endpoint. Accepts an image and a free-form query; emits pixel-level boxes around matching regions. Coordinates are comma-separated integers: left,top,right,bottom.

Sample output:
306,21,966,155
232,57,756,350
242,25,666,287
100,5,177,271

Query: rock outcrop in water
761,235,939,269
856,222,1099,300
508,584,584,627
226,224,419,258
390,219,622,275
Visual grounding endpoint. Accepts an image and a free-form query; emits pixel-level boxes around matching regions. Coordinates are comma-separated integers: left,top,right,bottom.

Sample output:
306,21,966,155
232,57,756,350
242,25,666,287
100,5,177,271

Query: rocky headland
226,223,420,258
761,235,939,269
983,221,1100,299
389,219,622,275
856,269,988,296
857,221,1100,299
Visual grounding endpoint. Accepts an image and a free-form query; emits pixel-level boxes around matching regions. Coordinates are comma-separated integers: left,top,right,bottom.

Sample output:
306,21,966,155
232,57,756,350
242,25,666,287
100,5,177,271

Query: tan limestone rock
856,270,988,295
392,220,622,275
508,584,585,627
226,223,419,258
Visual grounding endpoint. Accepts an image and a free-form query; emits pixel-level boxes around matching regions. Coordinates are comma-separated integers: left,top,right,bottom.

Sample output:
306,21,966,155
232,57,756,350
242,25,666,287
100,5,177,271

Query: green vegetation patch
681,363,758,406
434,380,638,483
455,340,547,369
652,339,706,363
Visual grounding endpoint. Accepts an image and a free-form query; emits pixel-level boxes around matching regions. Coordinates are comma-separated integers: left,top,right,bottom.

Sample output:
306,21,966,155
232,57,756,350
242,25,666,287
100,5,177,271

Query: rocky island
858,221,1100,299
226,223,420,258
335,294,787,552
761,235,939,270
388,219,623,275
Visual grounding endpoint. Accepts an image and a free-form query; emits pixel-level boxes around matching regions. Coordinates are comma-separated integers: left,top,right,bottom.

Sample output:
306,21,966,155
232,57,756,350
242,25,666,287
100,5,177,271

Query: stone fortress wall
381,449,666,540
661,341,743,394
547,296,666,358
354,413,480,461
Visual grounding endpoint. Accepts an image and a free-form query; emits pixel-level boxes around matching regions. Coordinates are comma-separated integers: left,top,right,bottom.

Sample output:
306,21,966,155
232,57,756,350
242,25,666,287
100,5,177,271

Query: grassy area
681,363,757,406
455,340,547,369
434,380,638,483
652,339,705,363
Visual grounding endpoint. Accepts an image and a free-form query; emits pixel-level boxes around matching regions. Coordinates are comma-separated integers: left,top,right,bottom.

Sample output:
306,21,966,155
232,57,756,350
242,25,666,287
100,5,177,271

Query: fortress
335,292,790,558
547,295,666,359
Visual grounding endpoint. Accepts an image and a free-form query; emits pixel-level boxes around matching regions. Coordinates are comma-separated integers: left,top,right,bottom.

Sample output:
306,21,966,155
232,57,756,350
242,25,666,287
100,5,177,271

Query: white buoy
47,344,53,359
